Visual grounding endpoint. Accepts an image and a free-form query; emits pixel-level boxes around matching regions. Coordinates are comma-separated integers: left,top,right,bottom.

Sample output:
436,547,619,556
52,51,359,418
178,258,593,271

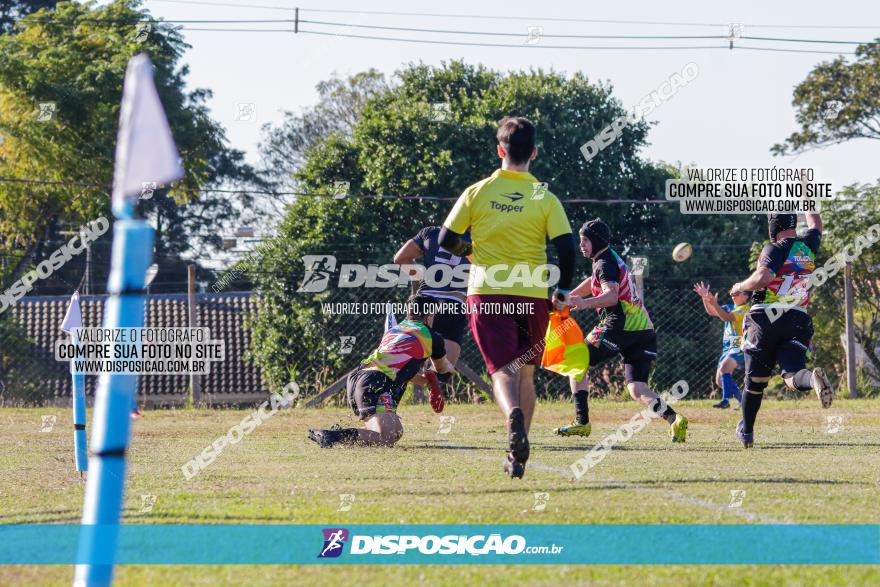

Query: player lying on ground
731,212,833,448
439,116,577,479
693,281,750,409
555,218,688,442
308,295,455,448
393,225,470,395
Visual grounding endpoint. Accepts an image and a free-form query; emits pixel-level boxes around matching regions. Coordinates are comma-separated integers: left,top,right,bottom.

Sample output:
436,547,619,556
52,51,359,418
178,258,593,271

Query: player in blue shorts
693,282,750,409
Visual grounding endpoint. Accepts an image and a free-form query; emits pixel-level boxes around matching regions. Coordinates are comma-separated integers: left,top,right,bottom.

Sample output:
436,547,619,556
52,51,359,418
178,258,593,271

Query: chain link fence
0,293,267,406
308,283,725,404
2,277,874,406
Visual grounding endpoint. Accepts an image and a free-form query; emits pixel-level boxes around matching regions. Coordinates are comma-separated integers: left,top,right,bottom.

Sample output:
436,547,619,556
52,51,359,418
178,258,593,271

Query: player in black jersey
731,212,833,448
394,226,470,391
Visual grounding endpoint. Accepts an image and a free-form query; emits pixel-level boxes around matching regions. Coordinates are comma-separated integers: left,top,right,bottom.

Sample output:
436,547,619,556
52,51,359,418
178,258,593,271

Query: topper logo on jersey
490,200,525,213
319,528,349,558
297,256,560,292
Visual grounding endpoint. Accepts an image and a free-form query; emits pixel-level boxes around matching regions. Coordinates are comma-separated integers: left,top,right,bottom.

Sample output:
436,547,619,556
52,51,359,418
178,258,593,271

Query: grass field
1,398,879,586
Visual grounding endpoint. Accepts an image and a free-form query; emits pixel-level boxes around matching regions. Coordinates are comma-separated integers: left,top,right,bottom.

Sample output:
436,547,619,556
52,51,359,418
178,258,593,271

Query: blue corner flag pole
61,292,88,474
74,54,183,587
72,335,88,474
73,223,153,586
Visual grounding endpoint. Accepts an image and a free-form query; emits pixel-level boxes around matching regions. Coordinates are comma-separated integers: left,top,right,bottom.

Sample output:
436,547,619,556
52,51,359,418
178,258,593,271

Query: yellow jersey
443,169,572,298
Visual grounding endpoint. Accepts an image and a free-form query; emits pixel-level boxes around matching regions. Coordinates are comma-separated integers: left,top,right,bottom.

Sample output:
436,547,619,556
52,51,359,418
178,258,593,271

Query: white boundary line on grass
430,428,789,524
522,458,789,524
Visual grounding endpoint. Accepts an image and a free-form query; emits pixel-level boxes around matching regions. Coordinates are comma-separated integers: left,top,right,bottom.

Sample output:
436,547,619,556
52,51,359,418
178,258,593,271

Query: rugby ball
672,242,693,263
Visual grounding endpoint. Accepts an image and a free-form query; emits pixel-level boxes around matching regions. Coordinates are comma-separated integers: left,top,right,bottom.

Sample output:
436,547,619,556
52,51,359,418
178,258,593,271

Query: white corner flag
384,303,398,332
60,291,82,333
112,54,184,217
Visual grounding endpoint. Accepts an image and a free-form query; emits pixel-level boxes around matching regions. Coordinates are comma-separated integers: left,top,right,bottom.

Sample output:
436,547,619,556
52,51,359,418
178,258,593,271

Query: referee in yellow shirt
439,116,576,478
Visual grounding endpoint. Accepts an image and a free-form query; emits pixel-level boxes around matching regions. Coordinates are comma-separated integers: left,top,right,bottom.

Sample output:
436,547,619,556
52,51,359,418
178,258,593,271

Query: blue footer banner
0,524,878,565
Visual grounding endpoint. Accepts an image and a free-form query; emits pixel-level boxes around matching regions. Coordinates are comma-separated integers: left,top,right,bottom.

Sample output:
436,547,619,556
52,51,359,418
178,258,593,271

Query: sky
134,0,880,194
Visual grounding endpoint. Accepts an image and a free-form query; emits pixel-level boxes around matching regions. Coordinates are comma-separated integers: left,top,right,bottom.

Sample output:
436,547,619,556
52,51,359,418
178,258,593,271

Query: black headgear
579,218,611,255
768,214,797,242
405,294,435,321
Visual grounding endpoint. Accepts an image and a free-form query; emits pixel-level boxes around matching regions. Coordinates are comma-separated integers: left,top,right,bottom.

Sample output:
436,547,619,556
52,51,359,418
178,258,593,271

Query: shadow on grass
625,477,872,486
414,444,495,451
538,441,880,453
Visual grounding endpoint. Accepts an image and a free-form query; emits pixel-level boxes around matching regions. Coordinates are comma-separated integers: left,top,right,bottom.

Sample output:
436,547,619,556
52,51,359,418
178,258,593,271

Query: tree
248,61,758,394
0,0,54,34
809,183,880,388
772,40,880,155
0,0,261,295
771,39,880,394
259,70,387,188
255,70,386,220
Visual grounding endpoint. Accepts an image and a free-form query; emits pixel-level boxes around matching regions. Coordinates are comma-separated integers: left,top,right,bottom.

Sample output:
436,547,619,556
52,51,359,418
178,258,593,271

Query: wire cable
146,2,880,30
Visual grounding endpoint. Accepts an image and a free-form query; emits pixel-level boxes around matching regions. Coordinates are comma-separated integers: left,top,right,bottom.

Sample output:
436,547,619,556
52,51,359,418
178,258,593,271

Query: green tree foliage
259,70,388,192
772,40,880,155
809,183,880,386
0,0,54,34
769,39,880,394
249,62,760,394
0,0,260,292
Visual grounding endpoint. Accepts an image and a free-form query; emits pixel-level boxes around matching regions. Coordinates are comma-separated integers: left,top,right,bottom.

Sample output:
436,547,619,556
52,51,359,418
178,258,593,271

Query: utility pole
83,245,92,295
844,261,858,398
188,264,203,406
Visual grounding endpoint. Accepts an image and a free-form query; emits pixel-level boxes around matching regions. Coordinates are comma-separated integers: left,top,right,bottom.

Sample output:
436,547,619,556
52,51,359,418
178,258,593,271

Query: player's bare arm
570,275,592,297
571,281,618,311
733,267,774,294
432,355,455,374
703,293,733,322
805,210,822,232
410,355,454,385
393,239,424,265
693,281,721,318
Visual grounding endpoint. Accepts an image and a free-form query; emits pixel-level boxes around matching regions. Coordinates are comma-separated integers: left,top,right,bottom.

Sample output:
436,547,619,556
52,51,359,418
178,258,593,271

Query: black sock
574,390,589,425
741,391,763,434
651,398,677,425
330,428,360,445
791,369,814,391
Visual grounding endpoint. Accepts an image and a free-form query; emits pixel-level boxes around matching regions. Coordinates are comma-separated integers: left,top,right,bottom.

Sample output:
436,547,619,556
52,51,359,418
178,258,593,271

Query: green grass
1,398,879,585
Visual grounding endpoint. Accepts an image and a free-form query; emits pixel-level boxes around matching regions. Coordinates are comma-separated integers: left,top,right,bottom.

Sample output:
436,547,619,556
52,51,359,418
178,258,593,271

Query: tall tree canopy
772,40,880,155
0,0,260,292
0,0,54,34
248,61,759,391
770,40,880,393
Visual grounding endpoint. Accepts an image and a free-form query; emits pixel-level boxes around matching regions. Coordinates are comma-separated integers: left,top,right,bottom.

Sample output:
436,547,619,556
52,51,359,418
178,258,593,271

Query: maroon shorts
466,294,551,375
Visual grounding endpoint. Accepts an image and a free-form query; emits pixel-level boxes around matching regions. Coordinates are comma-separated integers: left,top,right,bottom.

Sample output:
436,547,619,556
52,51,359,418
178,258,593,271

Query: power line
744,35,871,45
147,2,880,30
198,3,880,29
0,177,676,204
15,15,871,47
297,30,855,54
297,19,870,44
734,45,857,55
300,19,726,40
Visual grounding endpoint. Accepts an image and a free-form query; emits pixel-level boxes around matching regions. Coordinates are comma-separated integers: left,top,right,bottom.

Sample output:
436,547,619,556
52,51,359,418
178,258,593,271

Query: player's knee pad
783,368,812,392
744,375,769,395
